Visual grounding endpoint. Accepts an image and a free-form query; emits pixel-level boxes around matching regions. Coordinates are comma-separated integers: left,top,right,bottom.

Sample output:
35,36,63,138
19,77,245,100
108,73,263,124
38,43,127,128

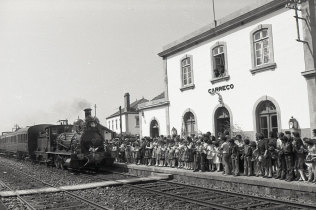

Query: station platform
112,163,316,205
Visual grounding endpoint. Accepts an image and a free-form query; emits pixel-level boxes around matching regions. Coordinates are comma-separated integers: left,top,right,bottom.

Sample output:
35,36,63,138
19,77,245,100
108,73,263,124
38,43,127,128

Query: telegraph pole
212,0,217,27
94,104,97,117
119,106,122,137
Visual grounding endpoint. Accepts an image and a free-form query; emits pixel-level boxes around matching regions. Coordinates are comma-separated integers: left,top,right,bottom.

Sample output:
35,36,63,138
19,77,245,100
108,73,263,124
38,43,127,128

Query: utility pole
119,106,122,137
212,0,217,27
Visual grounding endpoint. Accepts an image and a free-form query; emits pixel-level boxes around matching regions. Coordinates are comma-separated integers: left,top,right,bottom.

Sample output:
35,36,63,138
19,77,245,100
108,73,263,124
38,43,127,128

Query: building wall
106,115,126,134
106,113,140,135
126,113,140,135
166,8,311,138
140,106,168,137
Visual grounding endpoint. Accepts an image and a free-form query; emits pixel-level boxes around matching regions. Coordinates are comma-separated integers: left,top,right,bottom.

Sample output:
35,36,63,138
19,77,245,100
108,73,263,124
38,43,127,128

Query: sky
0,0,256,132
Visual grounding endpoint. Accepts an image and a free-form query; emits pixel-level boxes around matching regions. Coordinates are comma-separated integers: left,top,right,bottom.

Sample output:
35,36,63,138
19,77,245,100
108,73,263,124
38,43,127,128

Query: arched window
210,41,229,84
183,111,196,136
180,55,195,91
250,24,276,74
257,100,278,138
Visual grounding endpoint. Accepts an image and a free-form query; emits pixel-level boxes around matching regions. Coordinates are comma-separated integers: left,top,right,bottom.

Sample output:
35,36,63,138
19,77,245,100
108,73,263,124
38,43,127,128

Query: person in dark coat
283,136,294,182
256,133,266,177
230,138,239,176
242,139,253,176
292,132,307,181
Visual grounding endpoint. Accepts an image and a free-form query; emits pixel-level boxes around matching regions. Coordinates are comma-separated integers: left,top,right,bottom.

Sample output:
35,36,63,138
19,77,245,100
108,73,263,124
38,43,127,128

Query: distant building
138,92,170,138
106,93,148,135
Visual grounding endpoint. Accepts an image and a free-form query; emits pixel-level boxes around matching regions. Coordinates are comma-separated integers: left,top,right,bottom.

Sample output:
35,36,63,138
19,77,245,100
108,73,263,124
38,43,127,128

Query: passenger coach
0,124,51,159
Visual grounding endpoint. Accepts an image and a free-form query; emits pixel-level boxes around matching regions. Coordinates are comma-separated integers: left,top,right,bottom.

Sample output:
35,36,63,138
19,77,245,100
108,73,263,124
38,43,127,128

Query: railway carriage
0,124,52,159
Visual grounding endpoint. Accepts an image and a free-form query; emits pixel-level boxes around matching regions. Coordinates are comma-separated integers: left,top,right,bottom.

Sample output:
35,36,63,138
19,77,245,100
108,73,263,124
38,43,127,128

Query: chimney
84,108,92,118
124,93,130,111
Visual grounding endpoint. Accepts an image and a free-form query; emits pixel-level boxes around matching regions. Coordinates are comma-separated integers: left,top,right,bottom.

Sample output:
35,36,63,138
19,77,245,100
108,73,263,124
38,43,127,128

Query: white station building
106,93,148,135
139,0,316,139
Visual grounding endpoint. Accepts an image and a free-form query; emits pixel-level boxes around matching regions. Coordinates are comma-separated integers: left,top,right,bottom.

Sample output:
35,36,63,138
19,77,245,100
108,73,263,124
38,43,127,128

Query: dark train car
35,123,73,163
0,124,52,159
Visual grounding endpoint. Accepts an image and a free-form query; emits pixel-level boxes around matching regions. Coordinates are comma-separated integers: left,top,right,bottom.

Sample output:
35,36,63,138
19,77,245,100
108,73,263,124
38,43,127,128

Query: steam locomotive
0,109,114,170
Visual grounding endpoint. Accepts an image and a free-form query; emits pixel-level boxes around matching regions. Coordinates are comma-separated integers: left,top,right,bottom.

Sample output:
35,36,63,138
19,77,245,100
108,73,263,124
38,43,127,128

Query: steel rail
105,169,316,209
78,171,235,210
1,162,112,210
156,180,316,209
0,179,35,210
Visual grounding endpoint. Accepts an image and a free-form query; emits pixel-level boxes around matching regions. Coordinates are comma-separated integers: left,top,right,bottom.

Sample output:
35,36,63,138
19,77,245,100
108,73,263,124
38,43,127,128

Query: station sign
208,84,234,94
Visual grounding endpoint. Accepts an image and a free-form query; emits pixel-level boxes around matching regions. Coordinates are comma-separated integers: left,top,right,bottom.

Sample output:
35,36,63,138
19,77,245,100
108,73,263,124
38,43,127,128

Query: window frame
179,54,195,91
135,116,139,128
250,24,276,74
210,41,230,84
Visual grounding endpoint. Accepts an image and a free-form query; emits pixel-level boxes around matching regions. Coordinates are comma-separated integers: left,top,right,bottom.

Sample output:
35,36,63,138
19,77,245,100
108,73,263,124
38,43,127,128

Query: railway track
98,170,316,210
0,162,47,190
1,159,315,209
0,163,111,210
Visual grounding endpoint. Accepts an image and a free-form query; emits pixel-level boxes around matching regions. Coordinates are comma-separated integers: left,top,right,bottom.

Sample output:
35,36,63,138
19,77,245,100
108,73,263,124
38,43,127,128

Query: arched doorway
214,107,230,138
183,111,196,137
256,100,278,138
150,119,159,138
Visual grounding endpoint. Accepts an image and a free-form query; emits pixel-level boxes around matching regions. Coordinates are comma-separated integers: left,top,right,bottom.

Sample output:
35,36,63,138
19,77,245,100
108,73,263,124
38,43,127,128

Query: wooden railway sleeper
237,201,273,209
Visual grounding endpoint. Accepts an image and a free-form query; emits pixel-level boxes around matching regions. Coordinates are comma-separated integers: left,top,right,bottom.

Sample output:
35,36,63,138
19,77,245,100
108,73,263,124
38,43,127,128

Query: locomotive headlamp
90,122,96,127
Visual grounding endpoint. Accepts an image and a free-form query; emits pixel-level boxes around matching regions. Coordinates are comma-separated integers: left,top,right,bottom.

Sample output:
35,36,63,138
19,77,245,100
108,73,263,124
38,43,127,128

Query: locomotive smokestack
84,108,92,118
124,92,130,111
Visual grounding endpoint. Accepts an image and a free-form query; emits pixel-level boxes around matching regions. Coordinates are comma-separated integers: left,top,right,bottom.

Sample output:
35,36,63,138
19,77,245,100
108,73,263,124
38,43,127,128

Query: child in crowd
168,142,176,168
207,140,215,171
151,141,158,166
213,141,221,172
156,143,161,167
133,142,140,165
242,139,252,176
159,142,166,167
125,142,132,164
230,138,239,176
306,138,316,183
183,141,189,169
251,141,258,176
220,137,231,175
111,142,118,162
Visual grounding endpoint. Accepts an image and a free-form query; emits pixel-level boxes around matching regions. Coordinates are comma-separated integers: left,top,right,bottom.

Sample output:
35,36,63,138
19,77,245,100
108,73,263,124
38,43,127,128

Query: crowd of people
104,129,316,183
